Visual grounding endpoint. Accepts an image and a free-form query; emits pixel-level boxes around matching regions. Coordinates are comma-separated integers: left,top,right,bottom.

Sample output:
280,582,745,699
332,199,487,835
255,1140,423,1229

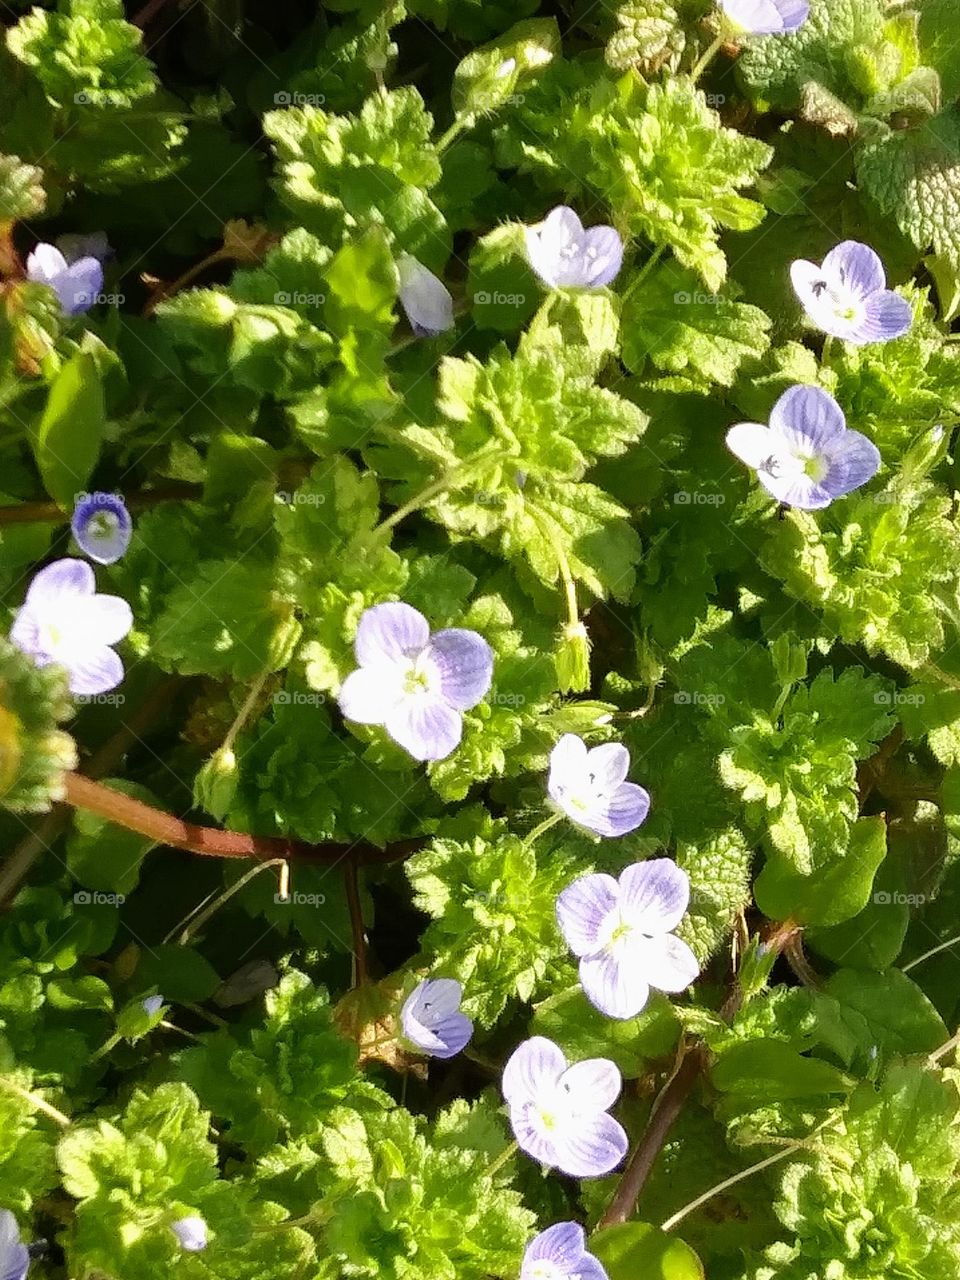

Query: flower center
812,277,860,323
401,653,435,697
87,511,119,540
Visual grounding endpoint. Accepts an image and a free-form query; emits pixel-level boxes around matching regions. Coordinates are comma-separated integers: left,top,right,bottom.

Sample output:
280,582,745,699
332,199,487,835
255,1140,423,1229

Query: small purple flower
719,0,809,34
171,1216,207,1252
25,243,103,315
0,1210,29,1280
726,383,880,509
547,735,650,838
71,492,132,565
525,207,623,289
56,231,112,266
337,602,493,762
790,241,912,344
142,995,164,1017
10,558,134,697
502,1036,628,1177
521,1223,609,1280
556,860,699,1020
397,255,454,337
401,977,473,1059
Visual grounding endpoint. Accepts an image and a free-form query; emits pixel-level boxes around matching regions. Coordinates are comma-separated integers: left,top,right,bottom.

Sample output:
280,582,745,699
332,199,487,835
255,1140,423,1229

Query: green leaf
712,1038,852,1100
452,18,560,119
30,344,106,508
755,815,888,927
824,967,947,1055
531,987,679,1079
591,1222,705,1280
0,153,44,221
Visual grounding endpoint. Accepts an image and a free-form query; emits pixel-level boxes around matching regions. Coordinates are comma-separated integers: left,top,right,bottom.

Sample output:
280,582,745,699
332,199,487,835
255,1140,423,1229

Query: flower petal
770,385,846,453
580,950,650,1020
582,226,624,287
558,1057,622,1112
585,742,630,791
760,472,834,509
67,645,124,696
25,558,95,608
726,422,782,471
62,257,104,314
81,593,133,647
522,1222,587,1272
337,665,404,725
852,290,913,344
26,243,69,288
354,602,430,666
397,255,454,336
502,1036,566,1107
720,0,798,33
385,695,462,761
551,1112,629,1178
547,734,589,801
526,206,586,287
619,858,690,933
71,492,132,565
823,430,881,497
409,977,463,1021
821,240,885,299
633,932,700,994
583,782,651,838
426,628,493,710
424,1012,473,1058
556,873,620,957
510,1101,564,1167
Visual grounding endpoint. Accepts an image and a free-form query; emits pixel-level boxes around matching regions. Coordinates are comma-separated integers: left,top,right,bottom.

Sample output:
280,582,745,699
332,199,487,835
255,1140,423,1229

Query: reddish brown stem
344,859,368,986
61,772,423,866
599,1045,706,1228
0,483,202,526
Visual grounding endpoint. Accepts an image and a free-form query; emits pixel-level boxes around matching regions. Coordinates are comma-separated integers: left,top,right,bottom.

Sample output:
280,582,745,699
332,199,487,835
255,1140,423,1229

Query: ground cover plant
3,0,960,1275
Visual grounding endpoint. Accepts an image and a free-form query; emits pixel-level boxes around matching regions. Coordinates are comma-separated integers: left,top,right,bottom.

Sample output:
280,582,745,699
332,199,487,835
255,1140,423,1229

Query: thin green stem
371,447,506,539
223,667,272,754
690,31,726,82
436,115,473,154
621,245,664,302
821,334,835,367
174,858,286,946
523,812,563,849
483,1140,518,1179
661,1144,802,1233
929,1028,960,1065
903,934,960,973
0,1077,71,1127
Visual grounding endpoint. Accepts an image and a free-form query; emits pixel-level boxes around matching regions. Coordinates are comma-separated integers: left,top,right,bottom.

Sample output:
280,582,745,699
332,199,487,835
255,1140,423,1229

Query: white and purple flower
397,255,454,337
502,1036,628,1177
71,492,132,565
26,242,103,315
525,207,624,290
400,977,473,1059
0,1210,29,1280
337,602,493,762
142,995,164,1017
726,383,880,510
556,860,699,1020
521,1222,609,1280
719,0,809,34
790,241,912,344
547,735,650,838
171,1216,207,1252
10,559,134,697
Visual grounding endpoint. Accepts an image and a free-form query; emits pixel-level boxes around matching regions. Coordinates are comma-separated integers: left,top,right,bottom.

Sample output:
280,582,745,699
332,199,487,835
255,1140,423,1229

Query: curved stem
436,116,473,154
621,245,664,302
174,858,287,945
0,1077,71,1127
372,447,506,539
661,1144,800,1233
690,31,726,82
483,1140,518,1179
903,933,960,973
222,667,272,754
523,811,562,849
929,1028,960,1065
61,772,424,867
598,1045,705,1228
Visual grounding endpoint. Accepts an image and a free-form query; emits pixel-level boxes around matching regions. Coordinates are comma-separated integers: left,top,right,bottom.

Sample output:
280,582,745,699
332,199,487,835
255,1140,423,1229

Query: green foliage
0,636,76,813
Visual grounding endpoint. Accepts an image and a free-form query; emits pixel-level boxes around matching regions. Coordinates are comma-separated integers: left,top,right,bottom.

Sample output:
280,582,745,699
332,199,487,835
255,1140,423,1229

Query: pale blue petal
385,694,462,761
580,950,649,1020
72,492,132,564
822,429,881,497
355,602,429,666
526,207,585,287
397,256,454,336
547,734,589,802
510,1101,565,1167
585,742,630,791
770,385,846,454
551,1112,629,1178
584,781,651,837
821,240,885,298
24,558,95,607
426,628,493,710
634,933,700,994
0,1210,28,1280
853,290,913,344
68,645,124,696
523,1222,586,1270
171,1217,208,1252
338,666,404,725
60,257,104,314
84,593,133,647
581,226,624,287
556,873,619,956
558,1057,622,1111
502,1036,566,1107
619,858,690,933
720,0,804,32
